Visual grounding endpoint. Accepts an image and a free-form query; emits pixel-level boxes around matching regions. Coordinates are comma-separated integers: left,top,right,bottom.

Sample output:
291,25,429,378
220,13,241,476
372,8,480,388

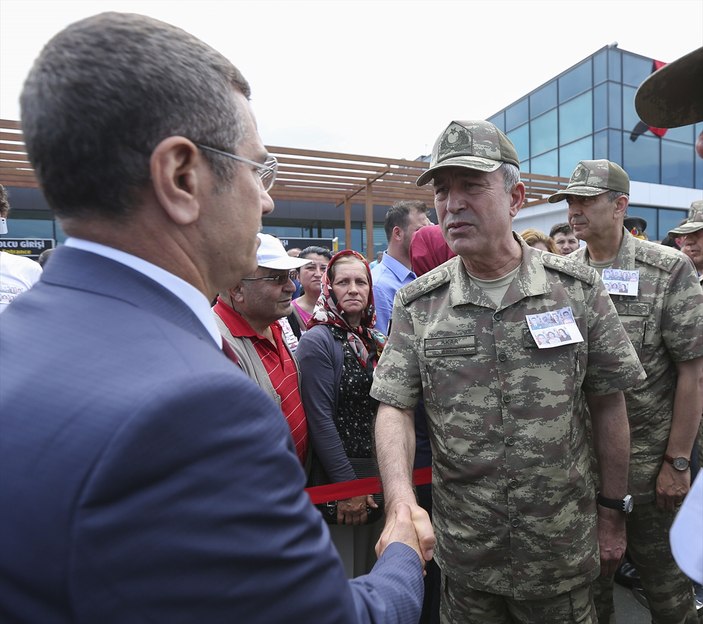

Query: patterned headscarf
307,249,386,368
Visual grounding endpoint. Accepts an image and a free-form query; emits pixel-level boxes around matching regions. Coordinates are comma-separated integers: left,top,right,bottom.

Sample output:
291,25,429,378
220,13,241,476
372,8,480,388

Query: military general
371,120,646,623
552,159,703,623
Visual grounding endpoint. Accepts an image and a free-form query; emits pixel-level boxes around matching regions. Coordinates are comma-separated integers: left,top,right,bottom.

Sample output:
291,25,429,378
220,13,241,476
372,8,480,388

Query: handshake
376,501,436,571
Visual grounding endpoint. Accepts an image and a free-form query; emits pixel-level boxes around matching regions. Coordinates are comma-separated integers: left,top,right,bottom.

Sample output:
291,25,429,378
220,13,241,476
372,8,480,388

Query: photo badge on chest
602,268,639,296
526,306,584,349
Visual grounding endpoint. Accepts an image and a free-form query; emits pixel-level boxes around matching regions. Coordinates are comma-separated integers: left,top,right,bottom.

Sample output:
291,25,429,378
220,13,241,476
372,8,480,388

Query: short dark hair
549,223,573,238
383,201,429,241
0,184,9,218
20,12,251,221
299,246,333,261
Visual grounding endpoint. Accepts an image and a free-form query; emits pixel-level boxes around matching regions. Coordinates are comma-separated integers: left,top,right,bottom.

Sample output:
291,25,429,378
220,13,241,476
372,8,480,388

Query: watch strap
596,492,632,513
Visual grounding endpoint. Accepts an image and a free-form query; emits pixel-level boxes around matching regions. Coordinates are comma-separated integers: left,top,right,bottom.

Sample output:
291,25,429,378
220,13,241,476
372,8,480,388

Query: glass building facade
488,45,703,240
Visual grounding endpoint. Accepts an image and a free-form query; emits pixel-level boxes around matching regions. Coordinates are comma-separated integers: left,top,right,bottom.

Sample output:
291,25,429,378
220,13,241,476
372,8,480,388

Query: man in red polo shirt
213,234,312,468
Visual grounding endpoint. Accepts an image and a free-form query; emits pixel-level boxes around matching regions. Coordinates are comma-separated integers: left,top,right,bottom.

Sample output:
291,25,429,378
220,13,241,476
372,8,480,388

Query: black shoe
614,561,642,589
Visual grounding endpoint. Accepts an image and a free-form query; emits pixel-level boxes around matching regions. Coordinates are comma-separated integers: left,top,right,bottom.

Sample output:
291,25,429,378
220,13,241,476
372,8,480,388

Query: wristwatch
597,492,634,514
663,454,690,471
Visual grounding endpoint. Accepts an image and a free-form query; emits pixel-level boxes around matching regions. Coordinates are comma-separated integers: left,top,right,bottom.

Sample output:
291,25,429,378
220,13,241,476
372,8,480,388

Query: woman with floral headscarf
295,250,386,577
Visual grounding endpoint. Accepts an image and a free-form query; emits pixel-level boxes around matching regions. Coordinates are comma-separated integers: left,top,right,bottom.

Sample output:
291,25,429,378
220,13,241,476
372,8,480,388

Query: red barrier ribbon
305,466,432,505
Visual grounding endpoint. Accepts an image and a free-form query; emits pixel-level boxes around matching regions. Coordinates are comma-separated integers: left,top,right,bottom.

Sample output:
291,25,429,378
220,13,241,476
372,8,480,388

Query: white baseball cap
256,234,311,270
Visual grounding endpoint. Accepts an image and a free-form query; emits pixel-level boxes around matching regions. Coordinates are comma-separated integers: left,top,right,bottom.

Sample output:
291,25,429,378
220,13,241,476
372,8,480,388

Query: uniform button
511,518,521,528
498,353,507,362
509,479,519,489
503,394,511,404
505,436,515,446
494,311,503,321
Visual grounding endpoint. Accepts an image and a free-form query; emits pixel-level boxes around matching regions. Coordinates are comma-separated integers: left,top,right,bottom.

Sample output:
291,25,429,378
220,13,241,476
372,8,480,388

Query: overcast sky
1,0,702,159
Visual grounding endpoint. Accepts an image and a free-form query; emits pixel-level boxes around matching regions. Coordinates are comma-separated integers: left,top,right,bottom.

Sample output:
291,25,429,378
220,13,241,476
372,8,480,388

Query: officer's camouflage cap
635,46,703,129
668,211,703,236
416,120,520,187
688,199,703,219
548,160,630,203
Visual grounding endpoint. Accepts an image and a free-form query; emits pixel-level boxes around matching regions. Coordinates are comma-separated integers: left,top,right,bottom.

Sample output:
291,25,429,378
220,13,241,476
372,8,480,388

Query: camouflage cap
668,211,703,236
548,160,630,203
689,199,703,219
416,120,520,187
635,46,703,128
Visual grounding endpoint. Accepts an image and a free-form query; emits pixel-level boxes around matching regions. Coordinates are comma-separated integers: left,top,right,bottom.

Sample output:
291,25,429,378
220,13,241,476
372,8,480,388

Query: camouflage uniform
572,229,703,624
370,238,645,602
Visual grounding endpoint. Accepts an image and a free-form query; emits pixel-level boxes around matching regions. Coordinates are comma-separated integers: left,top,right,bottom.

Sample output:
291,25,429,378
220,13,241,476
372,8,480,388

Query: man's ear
508,181,526,217
392,225,403,242
614,195,629,219
229,285,245,304
150,137,203,226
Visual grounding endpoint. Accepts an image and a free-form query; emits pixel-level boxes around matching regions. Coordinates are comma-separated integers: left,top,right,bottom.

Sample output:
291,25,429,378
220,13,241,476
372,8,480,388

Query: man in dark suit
0,12,428,623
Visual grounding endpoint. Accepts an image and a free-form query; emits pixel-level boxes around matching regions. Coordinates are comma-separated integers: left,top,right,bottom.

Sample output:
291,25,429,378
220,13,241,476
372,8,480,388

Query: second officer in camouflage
555,159,703,624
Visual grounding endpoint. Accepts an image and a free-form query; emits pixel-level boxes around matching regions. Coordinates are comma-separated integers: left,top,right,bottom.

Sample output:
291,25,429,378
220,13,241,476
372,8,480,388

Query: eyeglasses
196,144,278,192
241,270,297,285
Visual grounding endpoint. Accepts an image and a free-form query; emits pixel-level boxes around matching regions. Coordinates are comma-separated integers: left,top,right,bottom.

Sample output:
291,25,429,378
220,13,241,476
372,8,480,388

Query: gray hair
20,12,251,220
501,163,521,193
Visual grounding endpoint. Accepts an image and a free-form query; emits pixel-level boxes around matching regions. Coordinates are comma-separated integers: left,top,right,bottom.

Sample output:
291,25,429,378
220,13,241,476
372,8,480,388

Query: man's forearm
587,391,630,497
375,403,417,508
666,357,703,458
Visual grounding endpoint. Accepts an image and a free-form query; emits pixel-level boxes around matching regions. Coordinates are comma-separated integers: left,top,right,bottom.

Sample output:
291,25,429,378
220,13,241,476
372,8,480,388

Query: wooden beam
344,198,351,250
365,180,374,260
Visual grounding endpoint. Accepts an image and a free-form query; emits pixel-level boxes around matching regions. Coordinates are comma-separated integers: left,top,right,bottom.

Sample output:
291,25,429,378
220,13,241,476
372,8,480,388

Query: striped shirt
225,310,308,465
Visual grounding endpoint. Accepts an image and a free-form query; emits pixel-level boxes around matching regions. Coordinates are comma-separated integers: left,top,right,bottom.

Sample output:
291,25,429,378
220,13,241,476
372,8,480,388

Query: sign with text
0,238,55,259
279,237,338,253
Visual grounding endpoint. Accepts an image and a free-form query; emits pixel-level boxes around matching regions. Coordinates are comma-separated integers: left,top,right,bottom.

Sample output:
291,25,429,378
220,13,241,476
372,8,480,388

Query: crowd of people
0,11,702,624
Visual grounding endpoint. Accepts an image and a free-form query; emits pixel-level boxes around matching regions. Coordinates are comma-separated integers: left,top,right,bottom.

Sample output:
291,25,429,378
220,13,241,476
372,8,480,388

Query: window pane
594,84,607,131
531,110,557,156
622,54,653,87
664,124,694,144
4,218,55,238
507,124,530,162
559,60,592,103
506,98,529,132
594,130,608,159
658,208,689,241
608,48,621,82
622,85,639,139
623,133,660,183
530,81,557,118
609,130,622,165
560,137,593,177
609,83,622,129
559,93,592,145
488,112,505,132
661,141,693,187
531,150,558,176
594,50,607,84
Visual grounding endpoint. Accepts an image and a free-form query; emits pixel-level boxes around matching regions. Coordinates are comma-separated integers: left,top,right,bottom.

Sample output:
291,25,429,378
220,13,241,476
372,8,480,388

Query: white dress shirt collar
65,238,222,346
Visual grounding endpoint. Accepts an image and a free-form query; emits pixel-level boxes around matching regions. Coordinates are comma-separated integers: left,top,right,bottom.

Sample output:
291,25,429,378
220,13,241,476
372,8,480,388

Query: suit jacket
0,246,423,623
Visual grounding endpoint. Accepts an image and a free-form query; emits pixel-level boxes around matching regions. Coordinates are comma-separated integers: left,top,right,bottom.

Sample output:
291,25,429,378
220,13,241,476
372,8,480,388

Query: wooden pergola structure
0,119,568,257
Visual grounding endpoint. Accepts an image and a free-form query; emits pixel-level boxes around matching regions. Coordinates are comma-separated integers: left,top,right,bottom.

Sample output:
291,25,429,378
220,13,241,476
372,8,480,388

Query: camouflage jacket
572,230,703,501
371,238,644,599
